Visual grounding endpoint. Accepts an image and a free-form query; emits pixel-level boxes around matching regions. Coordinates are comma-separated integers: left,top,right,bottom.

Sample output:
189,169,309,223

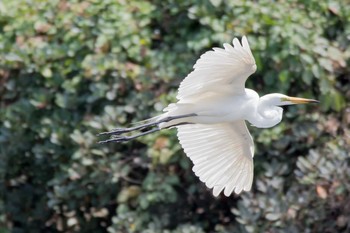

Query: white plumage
172,36,256,196
100,36,318,197
177,122,254,196
177,37,256,100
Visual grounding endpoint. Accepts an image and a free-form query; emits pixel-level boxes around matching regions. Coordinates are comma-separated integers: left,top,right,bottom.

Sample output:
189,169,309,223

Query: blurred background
0,0,349,232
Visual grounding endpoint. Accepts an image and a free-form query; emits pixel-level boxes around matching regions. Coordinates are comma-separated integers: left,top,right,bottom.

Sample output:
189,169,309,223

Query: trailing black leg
97,121,159,136
98,121,194,144
97,113,197,144
97,113,197,137
98,128,161,144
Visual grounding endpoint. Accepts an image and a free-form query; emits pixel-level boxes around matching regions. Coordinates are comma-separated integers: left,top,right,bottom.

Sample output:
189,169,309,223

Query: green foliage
0,0,349,232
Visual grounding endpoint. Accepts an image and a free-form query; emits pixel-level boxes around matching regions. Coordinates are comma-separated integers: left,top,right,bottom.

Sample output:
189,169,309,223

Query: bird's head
262,93,319,106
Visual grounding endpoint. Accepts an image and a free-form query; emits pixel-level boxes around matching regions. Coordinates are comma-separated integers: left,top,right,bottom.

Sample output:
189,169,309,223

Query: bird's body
99,36,318,197
158,88,285,129
158,89,259,127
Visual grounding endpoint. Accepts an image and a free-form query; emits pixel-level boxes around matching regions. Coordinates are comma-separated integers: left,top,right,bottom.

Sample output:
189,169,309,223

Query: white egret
98,36,318,197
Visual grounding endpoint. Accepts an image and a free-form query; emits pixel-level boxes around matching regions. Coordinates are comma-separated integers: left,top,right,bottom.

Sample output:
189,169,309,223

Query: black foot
97,113,197,144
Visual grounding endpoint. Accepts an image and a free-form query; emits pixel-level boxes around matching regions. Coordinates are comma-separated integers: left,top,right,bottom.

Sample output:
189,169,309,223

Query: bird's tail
131,103,196,129
158,103,196,128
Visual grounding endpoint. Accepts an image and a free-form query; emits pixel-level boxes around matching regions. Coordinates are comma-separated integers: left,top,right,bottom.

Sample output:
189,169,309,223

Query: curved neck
248,97,283,128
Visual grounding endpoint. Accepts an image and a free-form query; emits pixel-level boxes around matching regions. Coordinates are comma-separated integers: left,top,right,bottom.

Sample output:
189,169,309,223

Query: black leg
97,121,194,144
98,128,160,144
97,121,159,136
97,113,197,137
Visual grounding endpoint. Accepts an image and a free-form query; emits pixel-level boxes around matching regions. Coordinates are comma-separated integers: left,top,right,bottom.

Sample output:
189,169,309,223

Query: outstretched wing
177,121,254,196
177,36,256,101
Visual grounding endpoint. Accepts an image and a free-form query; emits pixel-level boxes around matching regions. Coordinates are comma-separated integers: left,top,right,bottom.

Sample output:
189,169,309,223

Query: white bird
98,36,318,197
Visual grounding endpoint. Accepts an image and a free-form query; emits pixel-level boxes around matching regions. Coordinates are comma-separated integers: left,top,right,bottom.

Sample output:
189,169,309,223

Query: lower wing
176,121,254,196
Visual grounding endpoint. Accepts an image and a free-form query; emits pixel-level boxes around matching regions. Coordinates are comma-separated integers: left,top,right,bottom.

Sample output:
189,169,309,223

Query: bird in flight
98,36,318,197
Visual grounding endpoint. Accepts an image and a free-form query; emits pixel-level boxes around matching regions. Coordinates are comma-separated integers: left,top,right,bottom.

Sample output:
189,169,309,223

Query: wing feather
177,36,256,101
177,121,254,196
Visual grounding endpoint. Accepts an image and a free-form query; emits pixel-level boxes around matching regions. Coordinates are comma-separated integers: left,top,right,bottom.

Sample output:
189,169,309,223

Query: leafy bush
0,0,349,232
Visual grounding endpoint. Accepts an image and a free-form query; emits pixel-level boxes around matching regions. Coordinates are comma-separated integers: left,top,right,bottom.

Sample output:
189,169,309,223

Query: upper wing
177,36,257,101
177,121,254,196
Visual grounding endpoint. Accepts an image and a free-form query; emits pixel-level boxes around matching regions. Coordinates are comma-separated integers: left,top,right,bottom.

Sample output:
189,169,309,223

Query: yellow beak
287,97,319,104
